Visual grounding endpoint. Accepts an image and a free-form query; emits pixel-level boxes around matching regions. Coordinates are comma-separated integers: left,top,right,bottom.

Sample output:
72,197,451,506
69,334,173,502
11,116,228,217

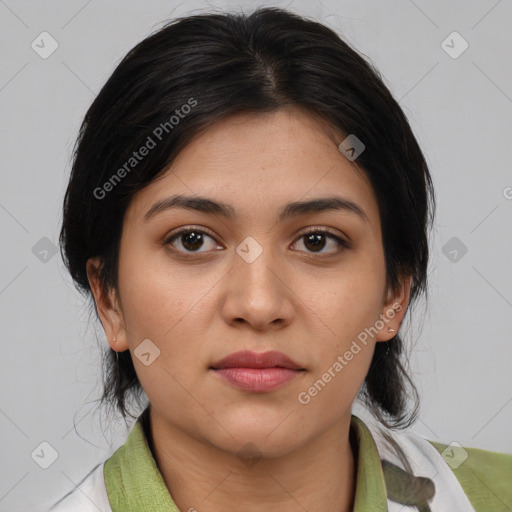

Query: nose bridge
234,234,280,292
224,233,294,325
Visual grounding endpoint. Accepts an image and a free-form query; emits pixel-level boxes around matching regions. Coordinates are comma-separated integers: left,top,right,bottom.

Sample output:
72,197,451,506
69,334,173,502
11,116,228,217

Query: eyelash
164,225,350,257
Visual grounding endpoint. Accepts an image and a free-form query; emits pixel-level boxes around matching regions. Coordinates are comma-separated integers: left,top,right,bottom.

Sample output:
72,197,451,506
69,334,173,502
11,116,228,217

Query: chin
202,415,307,461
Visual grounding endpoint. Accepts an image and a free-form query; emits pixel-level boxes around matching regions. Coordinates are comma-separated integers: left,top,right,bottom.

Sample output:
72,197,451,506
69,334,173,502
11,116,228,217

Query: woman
51,7,511,512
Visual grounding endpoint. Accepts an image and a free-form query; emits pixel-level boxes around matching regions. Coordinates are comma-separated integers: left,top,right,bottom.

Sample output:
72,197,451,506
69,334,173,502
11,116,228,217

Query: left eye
292,229,349,254
164,227,349,255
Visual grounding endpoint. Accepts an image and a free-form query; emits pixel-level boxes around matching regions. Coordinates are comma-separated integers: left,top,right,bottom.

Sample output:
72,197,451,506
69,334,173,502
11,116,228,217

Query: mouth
209,350,306,392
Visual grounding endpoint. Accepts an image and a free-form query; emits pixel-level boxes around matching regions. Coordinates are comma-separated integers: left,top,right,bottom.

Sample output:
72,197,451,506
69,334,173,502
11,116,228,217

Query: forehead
125,107,381,231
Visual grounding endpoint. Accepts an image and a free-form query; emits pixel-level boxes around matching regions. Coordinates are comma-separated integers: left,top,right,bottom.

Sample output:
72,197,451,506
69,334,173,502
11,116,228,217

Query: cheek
304,252,386,344
295,251,385,401
116,255,210,409
295,278,381,419
117,238,200,336
117,242,223,381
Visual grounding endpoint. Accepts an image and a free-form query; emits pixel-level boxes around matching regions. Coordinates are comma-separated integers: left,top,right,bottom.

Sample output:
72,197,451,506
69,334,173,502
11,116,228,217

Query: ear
375,274,412,342
86,257,129,352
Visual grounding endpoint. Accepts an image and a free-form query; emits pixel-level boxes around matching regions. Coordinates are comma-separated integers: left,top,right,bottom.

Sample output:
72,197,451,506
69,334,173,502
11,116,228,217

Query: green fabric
104,412,180,512
430,441,512,512
104,413,390,511
103,409,511,512
350,416,389,511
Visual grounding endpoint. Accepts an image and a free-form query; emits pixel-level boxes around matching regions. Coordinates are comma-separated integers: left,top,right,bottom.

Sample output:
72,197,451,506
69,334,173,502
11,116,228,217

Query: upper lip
210,350,304,370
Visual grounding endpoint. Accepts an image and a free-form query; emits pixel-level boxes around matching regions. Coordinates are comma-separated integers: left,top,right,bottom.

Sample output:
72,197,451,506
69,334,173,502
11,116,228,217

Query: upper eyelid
165,225,219,244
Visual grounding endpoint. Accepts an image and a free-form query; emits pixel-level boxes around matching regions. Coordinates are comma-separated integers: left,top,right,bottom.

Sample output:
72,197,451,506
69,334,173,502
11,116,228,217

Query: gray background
0,0,511,510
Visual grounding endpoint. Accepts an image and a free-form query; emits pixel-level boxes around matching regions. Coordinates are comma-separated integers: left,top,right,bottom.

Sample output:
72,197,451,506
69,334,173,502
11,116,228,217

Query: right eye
164,227,223,255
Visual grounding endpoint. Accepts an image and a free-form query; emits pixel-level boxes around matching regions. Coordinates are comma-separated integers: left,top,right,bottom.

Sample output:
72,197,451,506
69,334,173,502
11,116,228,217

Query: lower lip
212,367,302,392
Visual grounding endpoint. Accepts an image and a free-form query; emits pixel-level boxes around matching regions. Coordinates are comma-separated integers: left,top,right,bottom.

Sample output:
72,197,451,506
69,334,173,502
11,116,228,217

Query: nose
220,239,295,332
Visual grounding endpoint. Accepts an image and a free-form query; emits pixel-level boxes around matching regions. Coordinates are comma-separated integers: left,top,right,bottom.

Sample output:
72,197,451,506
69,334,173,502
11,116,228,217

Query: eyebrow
143,194,368,223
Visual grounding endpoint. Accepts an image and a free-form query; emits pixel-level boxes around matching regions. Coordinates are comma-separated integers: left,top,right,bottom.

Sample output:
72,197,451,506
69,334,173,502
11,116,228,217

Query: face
88,107,410,458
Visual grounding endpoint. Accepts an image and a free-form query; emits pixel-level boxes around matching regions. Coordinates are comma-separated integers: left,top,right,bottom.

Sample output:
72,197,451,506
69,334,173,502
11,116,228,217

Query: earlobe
86,257,128,352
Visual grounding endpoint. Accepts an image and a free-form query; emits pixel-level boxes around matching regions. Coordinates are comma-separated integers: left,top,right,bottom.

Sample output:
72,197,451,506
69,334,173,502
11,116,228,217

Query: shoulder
361,417,511,512
48,462,112,512
429,440,512,512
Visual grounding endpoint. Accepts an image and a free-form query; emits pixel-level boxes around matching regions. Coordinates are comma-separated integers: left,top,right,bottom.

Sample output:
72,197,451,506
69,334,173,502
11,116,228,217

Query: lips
210,350,305,392
210,350,304,371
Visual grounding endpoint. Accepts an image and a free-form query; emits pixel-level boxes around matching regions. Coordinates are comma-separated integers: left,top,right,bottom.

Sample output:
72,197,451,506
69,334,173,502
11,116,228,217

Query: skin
88,107,411,512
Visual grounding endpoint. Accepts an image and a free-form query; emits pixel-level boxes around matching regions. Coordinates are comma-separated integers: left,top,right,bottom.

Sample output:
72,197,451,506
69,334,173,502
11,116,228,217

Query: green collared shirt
102,409,512,511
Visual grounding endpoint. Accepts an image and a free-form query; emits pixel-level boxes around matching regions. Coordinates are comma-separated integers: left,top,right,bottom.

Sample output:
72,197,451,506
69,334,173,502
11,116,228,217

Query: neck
146,408,356,512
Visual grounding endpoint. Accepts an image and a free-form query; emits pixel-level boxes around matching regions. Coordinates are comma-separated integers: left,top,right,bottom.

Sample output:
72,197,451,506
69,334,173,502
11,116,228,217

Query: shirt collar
104,409,389,512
